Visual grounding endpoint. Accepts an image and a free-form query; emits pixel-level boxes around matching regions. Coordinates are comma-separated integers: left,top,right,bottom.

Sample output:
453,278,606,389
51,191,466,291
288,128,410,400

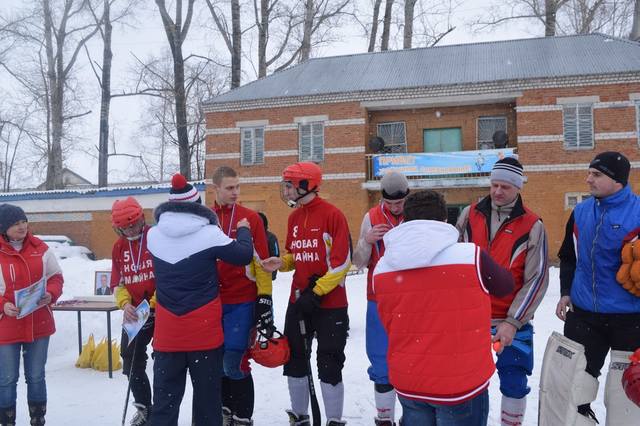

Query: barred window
299,122,324,162
377,122,407,153
563,104,593,149
565,192,591,210
240,127,264,166
477,116,507,150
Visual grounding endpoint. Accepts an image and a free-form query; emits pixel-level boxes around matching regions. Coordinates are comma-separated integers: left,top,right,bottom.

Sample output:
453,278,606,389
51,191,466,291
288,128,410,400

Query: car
35,235,97,260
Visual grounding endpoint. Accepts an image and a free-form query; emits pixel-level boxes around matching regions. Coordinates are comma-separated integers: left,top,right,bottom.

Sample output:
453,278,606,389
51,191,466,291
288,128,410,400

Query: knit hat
490,157,524,189
169,173,201,203
381,171,410,200
589,151,630,186
0,204,28,235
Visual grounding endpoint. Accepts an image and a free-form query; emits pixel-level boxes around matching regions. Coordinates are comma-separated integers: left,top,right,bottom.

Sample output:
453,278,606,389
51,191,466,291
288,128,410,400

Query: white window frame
565,192,591,210
240,127,265,166
563,104,594,150
476,116,507,150
298,122,324,162
377,122,407,153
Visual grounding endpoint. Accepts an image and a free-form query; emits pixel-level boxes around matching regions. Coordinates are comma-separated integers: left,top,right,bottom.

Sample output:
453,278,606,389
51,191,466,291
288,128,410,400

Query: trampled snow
13,258,607,425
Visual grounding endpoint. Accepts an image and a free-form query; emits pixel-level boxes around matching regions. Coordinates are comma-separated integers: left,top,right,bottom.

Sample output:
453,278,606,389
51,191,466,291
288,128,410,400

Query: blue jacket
571,185,640,314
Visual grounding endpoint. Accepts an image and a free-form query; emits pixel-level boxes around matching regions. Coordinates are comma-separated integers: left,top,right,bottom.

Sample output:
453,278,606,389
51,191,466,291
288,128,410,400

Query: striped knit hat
490,157,524,189
169,173,201,203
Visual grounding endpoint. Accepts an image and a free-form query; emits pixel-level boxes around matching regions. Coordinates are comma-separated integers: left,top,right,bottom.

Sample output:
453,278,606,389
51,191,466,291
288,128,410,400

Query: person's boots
28,402,46,426
326,420,347,426
232,414,253,425
222,407,233,426
0,406,16,426
129,403,151,426
286,410,311,426
374,417,395,426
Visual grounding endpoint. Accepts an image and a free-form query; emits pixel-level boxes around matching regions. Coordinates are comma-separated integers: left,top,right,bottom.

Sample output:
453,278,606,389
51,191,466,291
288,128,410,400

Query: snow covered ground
13,258,608,425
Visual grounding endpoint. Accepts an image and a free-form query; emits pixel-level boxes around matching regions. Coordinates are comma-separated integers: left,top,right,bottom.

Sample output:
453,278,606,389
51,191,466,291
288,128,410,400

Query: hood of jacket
380,220,460,272
154,202,219,239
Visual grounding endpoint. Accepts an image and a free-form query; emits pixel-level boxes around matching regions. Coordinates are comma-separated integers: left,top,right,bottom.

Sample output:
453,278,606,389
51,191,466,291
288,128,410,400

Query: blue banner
372,148,517,177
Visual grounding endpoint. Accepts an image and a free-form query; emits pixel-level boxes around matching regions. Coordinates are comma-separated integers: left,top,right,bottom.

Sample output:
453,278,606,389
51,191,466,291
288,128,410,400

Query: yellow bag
91,338,122,372
75,334,95,368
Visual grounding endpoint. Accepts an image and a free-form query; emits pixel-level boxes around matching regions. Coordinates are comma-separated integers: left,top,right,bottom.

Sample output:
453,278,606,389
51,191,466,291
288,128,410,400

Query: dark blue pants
399,390,489,426
121,319,154,407
151,347,223,426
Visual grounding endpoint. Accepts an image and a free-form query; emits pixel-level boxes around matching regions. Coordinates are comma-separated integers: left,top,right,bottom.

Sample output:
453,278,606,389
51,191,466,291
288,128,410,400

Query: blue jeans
222,302,255,379
0,337,50,408
399,390,489,426
366,300,390,384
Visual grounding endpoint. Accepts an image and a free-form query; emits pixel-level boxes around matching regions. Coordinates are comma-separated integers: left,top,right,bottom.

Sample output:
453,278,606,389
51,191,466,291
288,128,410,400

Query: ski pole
295,288,321,426
121,327,139,426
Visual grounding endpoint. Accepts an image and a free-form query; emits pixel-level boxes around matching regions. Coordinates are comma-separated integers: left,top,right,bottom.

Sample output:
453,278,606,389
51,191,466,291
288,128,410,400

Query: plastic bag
91,338,122,371
75,333,95,368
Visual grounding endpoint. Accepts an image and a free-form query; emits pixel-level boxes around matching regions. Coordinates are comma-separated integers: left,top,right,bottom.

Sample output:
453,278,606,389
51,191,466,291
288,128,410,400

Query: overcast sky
1,0,535,187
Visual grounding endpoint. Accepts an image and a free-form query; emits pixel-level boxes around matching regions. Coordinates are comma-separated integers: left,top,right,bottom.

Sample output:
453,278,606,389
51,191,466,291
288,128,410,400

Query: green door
423,128,462,152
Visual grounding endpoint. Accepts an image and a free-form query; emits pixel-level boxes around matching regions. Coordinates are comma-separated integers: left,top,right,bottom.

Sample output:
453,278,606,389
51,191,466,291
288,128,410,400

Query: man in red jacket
110,197,156,426
374,189,514,425
211,166,273,426
353,171,409,426
456,157,549,426
262,162,351,426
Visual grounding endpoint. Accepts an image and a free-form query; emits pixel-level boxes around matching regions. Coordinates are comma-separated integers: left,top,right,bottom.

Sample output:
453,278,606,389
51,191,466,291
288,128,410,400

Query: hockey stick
295,288,322,426
121,329,139,426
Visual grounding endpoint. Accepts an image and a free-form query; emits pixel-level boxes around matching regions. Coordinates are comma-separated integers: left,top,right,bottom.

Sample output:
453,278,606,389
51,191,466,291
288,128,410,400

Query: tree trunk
544,0,557,36
630,0,640,40
258,0,269,77
403,0,416,49
98,0,113,187
231,0,241,88
300,0,314,61
368,0,382,52
380,0,394,51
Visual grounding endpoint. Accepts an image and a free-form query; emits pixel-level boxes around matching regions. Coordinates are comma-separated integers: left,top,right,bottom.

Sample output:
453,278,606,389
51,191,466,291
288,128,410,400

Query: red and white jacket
111,225,156,308
373,220,495,405
0,233,64,344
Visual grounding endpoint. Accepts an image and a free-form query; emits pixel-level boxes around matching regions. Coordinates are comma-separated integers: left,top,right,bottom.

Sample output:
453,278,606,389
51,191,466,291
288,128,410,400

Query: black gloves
255,295,275,337
296,287,322,316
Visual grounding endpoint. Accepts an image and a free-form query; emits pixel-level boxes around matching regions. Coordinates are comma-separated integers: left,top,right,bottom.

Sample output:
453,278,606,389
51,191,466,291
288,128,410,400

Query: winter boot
232,415,253,425
129,403,150,426
0,406,16,426
28,402,46,426
326,420,347,426
222,407,233,426
286,410,311,426
374,417,395,426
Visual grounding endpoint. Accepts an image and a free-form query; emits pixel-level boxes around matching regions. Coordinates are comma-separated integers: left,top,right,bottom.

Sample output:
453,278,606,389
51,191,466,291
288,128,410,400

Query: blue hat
0,204,27,235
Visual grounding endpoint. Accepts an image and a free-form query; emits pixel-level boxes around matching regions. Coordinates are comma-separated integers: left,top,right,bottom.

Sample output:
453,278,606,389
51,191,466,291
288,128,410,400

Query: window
240,127,264,166
377,122,407,153
565,192,591,210
477,116,507,150
563,104,593,149
299,122,324,162
423,128,462,152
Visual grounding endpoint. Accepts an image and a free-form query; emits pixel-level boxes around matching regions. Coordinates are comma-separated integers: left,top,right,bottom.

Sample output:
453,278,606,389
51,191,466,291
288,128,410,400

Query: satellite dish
369,136,385,153
492,130,508,148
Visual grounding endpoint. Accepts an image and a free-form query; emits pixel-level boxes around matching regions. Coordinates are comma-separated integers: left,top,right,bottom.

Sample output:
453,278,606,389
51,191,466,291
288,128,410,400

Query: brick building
203,34,640,259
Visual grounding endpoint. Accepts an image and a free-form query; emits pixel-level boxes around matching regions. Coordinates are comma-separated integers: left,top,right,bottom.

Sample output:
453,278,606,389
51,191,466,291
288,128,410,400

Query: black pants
151,347,223,426
283,303,348,385
121,319,154,407
564,305,640,378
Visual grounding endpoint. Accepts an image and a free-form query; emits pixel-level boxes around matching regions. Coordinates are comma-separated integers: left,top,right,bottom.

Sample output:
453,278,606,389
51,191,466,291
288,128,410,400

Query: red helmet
111,197,143,228
282,162,322,192
623,349,640,408
249,330,290,368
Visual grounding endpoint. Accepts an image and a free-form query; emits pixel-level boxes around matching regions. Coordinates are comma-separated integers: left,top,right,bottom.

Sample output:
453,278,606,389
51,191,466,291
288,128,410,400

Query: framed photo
94,271,112,296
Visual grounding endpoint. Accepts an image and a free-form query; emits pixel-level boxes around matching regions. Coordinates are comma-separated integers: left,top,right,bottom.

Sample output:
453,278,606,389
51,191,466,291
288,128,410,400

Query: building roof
204,34,640,108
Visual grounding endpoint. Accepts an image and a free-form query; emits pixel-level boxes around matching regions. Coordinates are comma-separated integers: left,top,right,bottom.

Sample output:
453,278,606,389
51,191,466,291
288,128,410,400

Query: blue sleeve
214,227,253,265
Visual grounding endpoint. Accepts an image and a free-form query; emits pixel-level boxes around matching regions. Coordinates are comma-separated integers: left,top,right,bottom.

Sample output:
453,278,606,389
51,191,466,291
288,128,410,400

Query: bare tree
471,0,569,36
366,0,383,51
380,0,394,50
205,0,244,88
296,0,350,62
402,0,417,48
253,0,297,77
632,0,640,40
155,0,196,179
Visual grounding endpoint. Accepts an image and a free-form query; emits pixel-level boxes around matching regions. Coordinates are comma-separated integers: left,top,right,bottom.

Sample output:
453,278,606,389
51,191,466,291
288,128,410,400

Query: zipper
591,200,606,313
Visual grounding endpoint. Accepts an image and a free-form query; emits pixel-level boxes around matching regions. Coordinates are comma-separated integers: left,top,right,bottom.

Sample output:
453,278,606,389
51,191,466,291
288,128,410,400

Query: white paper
15,277,46,319
122,299,151,345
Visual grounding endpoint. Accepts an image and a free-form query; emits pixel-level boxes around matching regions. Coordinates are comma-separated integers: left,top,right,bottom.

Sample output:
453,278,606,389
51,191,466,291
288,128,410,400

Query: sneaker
374,417,395,426
130,403,150,426
326,419,347,426
232,415,253,425
222,407,233,426
286,410,311,426
577,404,599,424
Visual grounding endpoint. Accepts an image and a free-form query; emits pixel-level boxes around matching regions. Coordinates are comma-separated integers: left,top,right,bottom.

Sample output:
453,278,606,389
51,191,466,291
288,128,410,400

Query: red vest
366,205,403,301
374,243,494,404
110,226,156,305
467,200,540,319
